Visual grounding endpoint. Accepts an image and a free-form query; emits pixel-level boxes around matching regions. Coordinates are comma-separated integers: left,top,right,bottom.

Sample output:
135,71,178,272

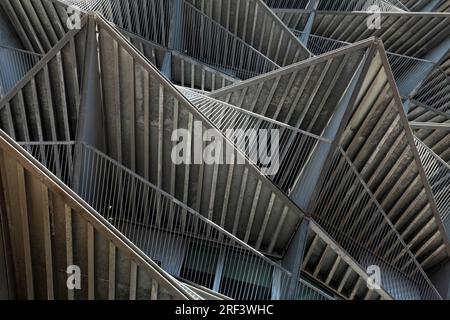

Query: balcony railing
180,87,331,195
0,45,41,97
19,140,333,300
316,0,405,11
291,31,436,98
413,67,450,114
63,0,279,79
263,0,407,11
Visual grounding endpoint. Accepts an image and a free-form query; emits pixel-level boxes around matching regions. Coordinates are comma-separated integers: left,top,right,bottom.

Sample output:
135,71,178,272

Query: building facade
0,0,449,300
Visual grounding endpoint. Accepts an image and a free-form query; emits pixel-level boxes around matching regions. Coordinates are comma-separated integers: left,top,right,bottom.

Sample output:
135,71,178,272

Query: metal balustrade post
280,218,310,300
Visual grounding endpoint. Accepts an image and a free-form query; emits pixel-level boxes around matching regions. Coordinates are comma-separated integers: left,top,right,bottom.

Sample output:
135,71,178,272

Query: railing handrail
63,0,279,79
414,137,450,172
18,140,76,146
180,87,332,143
18,140,339,300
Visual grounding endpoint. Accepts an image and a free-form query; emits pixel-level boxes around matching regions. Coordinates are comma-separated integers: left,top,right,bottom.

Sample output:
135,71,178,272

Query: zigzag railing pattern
415,138,450,235
19,140,334,301
312,147,442,300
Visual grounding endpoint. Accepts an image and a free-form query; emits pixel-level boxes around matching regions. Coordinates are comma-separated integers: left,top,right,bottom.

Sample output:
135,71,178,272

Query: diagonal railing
0,45,42,97
180,87,331,195
263,0,310,9
292,31,350,55
317,0,405,11
291,31,436,98
18,140,334,300
263,0,407,11
3,136,194,300
63,0,173,46
179,1,279,79
415,138,450,235
63,0,279,79
312,146,442,300
412,67,450,114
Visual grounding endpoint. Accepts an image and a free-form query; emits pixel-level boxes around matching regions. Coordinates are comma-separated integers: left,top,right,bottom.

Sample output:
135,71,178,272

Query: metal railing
263,0,310,9
317,0,405,11
415,138,450,235
312,147,442,300
291,31,435,98
4,136,193,300
78,144,290,300
0,45,42,97
386,52,435,97
179,89,440,300
413,67,450,113
179,1,279,79
264,0,408,10
180,87,331,194
295,277,335,300
64,0,279,80
291,30,350,55
17,141,75,186
19,140,333,300
64,0,173,47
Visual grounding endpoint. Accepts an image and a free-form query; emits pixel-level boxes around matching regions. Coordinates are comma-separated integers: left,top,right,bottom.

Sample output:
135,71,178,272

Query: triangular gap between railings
0,16,89,109
72,13,107,193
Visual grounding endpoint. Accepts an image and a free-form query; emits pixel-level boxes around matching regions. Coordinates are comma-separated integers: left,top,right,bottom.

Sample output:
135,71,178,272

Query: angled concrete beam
378,44,450,260
77,14,307,259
